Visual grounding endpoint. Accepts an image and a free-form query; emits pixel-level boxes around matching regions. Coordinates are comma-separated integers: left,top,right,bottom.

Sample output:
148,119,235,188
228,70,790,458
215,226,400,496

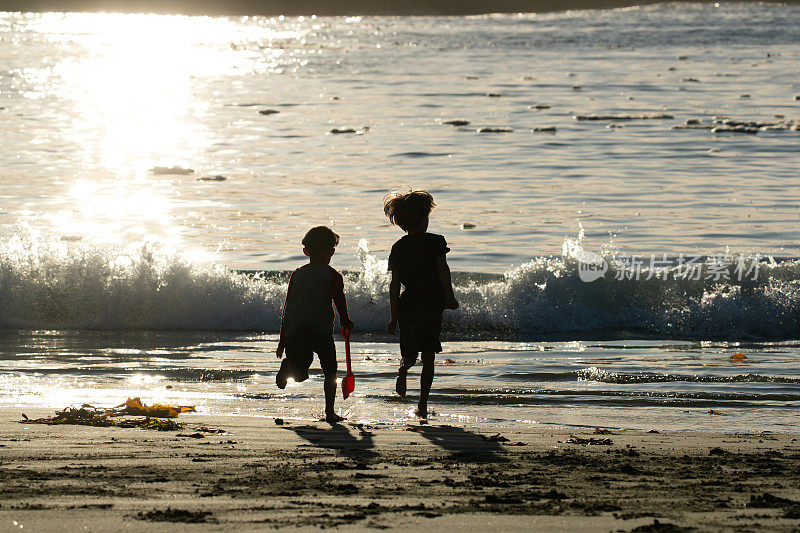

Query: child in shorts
384,189,458,419
276,226,355,424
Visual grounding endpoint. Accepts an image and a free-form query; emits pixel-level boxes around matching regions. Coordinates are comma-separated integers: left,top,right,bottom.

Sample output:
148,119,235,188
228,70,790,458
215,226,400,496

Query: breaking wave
0,232,799,339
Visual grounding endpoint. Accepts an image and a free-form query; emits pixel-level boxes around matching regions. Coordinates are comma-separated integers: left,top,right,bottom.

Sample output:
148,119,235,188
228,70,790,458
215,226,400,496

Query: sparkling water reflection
1,6,799,270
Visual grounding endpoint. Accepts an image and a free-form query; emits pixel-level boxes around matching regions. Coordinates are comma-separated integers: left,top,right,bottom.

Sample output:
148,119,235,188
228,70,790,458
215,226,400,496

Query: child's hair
383,188,436,231
302,226,340,256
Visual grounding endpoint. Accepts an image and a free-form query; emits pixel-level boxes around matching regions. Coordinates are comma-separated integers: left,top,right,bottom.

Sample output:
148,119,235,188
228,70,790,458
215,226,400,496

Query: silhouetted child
384,189,458,419
276,226,354,424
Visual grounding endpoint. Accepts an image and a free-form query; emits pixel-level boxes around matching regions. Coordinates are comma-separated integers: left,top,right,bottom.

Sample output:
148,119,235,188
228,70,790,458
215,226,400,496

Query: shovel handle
342,327,352,373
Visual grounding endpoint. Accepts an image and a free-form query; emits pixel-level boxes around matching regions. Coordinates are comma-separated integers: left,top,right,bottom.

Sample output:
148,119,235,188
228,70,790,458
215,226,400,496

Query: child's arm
387,270,400,334
436,255,459,310
276,272,295,358
331,271,355,331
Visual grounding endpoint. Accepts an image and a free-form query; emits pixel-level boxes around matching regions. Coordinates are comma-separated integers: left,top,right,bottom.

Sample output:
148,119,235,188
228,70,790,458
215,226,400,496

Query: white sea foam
0,233,282,330
1,232,799,338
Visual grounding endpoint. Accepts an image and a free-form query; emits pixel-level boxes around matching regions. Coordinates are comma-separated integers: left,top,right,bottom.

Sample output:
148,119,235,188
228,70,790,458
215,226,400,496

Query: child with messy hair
384,189,458,419
277,225,354,424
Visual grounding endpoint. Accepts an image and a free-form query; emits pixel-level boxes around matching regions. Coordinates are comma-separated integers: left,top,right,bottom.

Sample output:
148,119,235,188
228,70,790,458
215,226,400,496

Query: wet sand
2,407,800,531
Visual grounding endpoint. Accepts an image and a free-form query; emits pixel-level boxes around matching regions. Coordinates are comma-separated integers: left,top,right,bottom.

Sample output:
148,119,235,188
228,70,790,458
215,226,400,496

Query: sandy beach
2,407,799,531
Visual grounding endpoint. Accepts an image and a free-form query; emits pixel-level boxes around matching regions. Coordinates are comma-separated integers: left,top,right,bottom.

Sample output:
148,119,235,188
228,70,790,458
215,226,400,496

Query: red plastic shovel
341,327,355,399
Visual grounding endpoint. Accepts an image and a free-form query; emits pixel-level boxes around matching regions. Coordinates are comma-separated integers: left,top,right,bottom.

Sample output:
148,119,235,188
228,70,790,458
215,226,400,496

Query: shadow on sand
282,423,377,459
414,424,507,462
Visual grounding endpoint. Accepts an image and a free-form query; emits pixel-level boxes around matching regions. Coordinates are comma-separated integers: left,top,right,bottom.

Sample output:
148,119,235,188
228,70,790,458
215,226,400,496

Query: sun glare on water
32,13,247,173
45,178,176,246
15,13,301,254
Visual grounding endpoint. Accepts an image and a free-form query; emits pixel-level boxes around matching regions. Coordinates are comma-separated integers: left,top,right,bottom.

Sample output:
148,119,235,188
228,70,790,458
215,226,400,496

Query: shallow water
2,330,798,431
1,3,799,431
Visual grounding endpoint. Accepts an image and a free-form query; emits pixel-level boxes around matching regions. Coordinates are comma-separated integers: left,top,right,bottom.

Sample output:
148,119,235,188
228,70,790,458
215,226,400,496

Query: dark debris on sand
480,433,509,442
21,407,184,431
748,492,800,518
136,508,215,523
630,519,695,532
567,436,613,445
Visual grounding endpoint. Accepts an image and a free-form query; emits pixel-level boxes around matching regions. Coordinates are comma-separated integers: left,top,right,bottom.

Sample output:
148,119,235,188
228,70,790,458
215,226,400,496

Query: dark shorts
284,332,337,381
398,308,443,368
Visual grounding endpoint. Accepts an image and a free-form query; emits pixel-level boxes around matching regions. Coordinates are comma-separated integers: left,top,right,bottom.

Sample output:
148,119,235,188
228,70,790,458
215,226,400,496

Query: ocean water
1,3,799,431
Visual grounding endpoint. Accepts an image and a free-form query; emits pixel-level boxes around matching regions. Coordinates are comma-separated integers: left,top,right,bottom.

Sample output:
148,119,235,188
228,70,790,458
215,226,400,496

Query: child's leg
324,374,342,423
396,363,408,398
396,352,419,399
396,317,418,399
317,334,342,423
279,336,313,389
417,351,435,418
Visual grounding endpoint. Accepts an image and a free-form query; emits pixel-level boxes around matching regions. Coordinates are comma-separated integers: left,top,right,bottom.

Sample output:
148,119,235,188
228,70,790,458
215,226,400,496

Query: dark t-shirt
388,233,450,311
282,264,344,336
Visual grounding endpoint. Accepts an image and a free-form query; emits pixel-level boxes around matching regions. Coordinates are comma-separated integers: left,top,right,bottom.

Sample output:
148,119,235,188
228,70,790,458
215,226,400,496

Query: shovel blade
342,372,355,399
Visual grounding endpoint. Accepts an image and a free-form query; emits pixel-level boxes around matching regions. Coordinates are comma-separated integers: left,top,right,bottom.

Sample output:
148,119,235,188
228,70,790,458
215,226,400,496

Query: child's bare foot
325,412,345,424
415,404,428,420
395,366,408,399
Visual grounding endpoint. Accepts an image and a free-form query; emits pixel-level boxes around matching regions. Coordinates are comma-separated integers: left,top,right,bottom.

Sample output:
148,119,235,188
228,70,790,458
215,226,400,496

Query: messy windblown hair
383,189,436,231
